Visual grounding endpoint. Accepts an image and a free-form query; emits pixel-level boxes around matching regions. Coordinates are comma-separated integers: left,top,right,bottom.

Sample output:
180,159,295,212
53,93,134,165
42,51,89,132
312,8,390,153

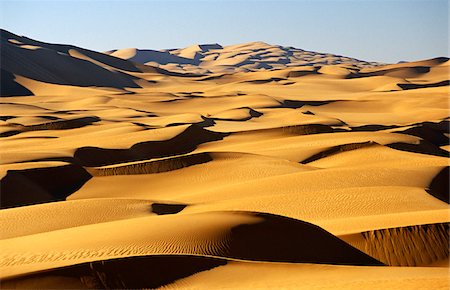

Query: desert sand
0,29,449,289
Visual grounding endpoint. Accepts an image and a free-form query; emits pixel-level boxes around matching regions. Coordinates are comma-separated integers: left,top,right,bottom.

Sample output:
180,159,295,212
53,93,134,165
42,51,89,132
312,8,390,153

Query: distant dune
106,41,383,74
0,29,449,289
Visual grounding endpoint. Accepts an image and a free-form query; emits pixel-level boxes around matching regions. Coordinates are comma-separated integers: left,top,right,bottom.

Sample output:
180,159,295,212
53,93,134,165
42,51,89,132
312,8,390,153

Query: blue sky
1,0,448,63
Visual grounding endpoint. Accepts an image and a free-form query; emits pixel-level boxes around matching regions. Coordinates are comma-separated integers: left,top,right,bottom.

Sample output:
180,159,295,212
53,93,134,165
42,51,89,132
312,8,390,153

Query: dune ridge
86,152,213,176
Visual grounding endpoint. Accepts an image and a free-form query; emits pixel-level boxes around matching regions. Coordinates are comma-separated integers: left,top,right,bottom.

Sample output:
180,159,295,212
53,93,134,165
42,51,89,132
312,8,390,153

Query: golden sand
1,29,449,289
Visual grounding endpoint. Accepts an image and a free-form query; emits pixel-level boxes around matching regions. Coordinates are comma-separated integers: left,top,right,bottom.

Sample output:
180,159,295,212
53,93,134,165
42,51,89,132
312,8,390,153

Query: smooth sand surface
1,29,449,288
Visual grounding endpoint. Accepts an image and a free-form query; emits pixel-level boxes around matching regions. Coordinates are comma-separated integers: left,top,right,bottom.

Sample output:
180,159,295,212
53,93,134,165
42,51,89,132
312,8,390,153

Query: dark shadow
399,120,449,146
131,122,155,129
0,130,22,137
397,80,449,90
124,49,200,65
287,68,321,77
254,63,274,69
249,108,263,118
1,255,227,289
280,100,335,109
426,167,449,204
198,43,223,50
351,120,450,155
0,117,100,138
387,140,449,158
161,98,184,103
177,91,204,94
244,77,286,84
182,94,203,99
151,203,187,215
154,66,203,77
166,116,216,128
38,115,61,121
0,69,33,97
0,116,15,121
350,124,399,131
210,107,263,122
0,164,92,209
198,74,227,81
346,66,430,79
300,141,375,164
74,125,227,167
228,212,383,265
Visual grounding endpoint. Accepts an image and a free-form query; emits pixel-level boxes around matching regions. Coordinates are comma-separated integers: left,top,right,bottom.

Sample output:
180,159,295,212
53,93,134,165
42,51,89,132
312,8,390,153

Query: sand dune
2,256,448,289
1,33,139,91
0,29,449,289
109,48,198,66
108,41,382,74
1,164,91,209
0,211,382,279
74,125,226,166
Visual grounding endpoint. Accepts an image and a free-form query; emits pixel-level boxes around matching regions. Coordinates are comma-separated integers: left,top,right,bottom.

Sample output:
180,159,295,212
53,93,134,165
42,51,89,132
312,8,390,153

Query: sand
1,29,449,289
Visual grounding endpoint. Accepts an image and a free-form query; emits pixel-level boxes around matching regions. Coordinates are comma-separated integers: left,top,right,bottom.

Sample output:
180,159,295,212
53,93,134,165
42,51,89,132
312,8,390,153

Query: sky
0,0,448,63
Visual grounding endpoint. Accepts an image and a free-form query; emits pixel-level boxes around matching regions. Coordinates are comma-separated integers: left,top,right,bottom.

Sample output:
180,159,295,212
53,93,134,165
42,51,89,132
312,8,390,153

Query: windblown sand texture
1,29,449,289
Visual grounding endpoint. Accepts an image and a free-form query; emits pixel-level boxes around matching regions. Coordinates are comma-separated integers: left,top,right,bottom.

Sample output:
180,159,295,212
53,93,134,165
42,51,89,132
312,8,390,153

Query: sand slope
0,29,449,289
2,257,449,289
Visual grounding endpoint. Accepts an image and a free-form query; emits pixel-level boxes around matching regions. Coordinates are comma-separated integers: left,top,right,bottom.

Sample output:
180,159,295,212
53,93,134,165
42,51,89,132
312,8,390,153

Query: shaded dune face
151,202,187,215
111,48,200,65
426,167,449,203
0,29,142,74
86,152,214,176
73,126,227,167
0,165,92,209
397,80,450,90
400,121,450,147
2,256,449,290
0,69,33,97
1,255,228,289
225,212,382,265
1,37,141,90
361,223,449,266
231,124,335,135
387,121,450,158
279,100,336,109
300,141,376,164
346,66,431,79
1,29,449,289
0,116,101,137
